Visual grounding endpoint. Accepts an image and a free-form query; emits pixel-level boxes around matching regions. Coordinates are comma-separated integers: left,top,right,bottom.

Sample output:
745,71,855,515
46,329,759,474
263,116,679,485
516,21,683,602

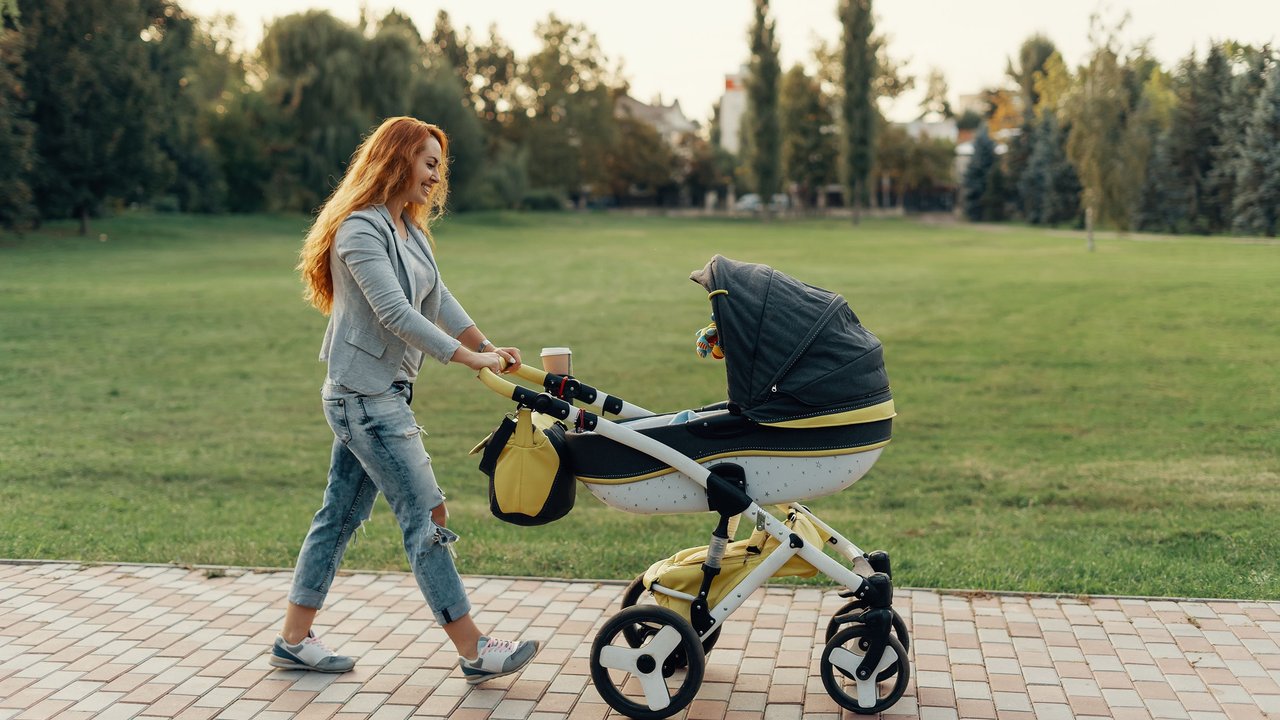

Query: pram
477,255,910,718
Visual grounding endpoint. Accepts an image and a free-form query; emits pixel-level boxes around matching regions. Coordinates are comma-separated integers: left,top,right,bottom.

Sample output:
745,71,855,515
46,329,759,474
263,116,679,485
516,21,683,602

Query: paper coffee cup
540,347,572,375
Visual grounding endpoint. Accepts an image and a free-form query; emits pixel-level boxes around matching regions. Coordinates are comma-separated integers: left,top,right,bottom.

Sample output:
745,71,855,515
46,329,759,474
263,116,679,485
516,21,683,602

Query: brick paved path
0,562,1277,719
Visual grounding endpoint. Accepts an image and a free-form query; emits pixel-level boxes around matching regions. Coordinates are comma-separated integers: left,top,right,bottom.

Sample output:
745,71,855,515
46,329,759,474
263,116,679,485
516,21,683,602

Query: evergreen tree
962,124,996,221
1211,44,1273,231
1231,66,1280,236
745,0,781,217
1161,46,1232,234
1134,130,1182,232
1193,44,1234,232
0,2,36,229
979,162,1007,221
840,0,875,223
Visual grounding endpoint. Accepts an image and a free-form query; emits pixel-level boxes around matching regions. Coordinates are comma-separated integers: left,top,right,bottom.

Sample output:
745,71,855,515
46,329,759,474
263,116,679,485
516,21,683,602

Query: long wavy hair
298,117,450,314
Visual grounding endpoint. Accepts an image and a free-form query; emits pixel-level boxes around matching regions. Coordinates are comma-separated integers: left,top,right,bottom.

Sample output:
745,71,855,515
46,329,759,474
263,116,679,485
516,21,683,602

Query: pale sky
184,0,1280,123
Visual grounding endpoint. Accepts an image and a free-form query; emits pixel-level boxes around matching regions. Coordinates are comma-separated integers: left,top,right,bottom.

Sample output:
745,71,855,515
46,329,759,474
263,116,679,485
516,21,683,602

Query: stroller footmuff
476,256,911,717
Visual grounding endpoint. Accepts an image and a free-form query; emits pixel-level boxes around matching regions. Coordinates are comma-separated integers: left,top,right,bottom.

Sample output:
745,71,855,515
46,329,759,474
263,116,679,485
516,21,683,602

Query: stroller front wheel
590,605,705,720
824,600,910,681
820,623,911,715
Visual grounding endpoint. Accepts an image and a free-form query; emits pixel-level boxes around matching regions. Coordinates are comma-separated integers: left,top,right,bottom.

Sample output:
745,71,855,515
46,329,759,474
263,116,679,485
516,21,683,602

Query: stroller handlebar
476,363,651,419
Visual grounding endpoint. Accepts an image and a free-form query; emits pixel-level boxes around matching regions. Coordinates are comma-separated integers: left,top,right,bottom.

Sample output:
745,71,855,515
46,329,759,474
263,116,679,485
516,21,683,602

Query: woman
271,116,538,686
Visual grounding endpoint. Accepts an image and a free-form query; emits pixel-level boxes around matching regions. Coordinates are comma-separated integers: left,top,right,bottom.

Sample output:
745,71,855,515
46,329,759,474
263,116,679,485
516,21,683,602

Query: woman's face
407,136,443,205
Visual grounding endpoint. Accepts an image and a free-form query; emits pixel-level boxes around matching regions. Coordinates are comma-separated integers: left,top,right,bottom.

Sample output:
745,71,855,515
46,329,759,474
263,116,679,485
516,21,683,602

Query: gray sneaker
458,636,540,685
269,630,356,673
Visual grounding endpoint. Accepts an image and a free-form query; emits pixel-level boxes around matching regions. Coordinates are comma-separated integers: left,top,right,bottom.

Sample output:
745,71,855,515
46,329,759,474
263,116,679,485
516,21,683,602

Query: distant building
615,93,699,146
717,65,748,155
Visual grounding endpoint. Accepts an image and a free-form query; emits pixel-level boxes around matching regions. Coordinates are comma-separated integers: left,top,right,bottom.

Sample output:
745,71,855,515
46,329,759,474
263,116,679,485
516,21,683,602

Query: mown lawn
1,211,1276,599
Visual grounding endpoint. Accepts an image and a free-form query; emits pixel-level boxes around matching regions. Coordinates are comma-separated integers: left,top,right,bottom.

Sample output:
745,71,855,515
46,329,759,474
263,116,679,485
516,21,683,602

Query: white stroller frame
479,364,910,718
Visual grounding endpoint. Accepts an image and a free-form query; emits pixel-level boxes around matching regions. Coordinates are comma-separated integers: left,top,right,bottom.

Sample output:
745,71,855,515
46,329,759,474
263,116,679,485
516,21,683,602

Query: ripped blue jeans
288,381,471,626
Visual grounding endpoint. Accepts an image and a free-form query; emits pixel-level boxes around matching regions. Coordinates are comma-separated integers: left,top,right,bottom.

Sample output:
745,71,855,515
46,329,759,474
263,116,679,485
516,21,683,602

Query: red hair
298,117,450,314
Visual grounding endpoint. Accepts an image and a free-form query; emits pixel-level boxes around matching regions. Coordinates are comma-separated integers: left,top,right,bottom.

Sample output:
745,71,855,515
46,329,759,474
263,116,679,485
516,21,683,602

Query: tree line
957,19,1279,238
3,1,1277,237
0,0,736,232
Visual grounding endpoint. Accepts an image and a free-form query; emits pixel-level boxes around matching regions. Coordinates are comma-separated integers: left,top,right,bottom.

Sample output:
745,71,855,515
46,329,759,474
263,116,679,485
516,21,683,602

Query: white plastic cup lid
540,347,572,356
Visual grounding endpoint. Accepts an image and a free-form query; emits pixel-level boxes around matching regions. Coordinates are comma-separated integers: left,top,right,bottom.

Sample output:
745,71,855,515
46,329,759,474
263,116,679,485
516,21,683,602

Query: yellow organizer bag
473,407,575,526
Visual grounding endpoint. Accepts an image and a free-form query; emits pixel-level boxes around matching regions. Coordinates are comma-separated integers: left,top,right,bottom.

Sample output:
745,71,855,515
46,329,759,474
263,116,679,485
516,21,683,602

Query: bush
519,189,568,212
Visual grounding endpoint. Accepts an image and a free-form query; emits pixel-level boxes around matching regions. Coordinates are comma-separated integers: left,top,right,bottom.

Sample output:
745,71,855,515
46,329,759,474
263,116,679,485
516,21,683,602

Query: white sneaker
457,635,540,685
269,630,356,673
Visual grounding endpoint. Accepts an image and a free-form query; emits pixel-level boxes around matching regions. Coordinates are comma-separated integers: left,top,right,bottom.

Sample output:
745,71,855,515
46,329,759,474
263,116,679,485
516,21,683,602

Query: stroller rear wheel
824,600,910,681
620,576,722,667
820,623,910,715
590,605,705,720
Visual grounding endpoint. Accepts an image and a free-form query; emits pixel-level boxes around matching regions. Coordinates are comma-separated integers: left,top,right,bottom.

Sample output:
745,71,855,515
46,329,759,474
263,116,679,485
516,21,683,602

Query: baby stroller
477,255,910,718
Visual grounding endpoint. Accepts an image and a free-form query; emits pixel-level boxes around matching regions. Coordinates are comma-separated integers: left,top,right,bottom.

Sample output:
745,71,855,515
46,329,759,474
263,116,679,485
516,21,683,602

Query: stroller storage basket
643,508,830,621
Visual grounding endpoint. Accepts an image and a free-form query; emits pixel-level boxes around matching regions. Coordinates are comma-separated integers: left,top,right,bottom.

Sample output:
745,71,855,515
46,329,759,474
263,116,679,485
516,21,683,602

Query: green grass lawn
1,211,1277,600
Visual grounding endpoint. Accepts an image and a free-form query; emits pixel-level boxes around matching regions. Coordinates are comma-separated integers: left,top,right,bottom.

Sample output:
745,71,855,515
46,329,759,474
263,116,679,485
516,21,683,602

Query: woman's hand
494,346,522,373
454,347,507,373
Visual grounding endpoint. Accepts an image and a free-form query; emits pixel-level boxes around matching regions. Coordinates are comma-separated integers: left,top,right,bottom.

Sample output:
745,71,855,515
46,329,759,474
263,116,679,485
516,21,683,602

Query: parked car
735,193,791,212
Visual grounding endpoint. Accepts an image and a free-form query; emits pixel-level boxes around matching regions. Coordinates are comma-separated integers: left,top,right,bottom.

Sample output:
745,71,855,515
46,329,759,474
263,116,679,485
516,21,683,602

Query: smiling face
407,136,444,206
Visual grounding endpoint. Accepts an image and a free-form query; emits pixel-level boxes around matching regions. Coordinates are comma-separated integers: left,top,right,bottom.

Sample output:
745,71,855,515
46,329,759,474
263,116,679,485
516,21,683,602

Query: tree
1020,111,1080,225
1192,44,1233,232
1008,35,1058,113
918,68,952,120
1210,44,1273,233
0,1,36,229
780,63,835,210
469,24,519,154
21,0,173,233
745,0,781,217
962,124,996,221
258,11,370,211
517,15,619,200
1231,66,1280,236
1061,15,1131,248
602,114,674,203
840,0,875,223
1005,34,1056,218
427,10,470,92
1122,67,1176,229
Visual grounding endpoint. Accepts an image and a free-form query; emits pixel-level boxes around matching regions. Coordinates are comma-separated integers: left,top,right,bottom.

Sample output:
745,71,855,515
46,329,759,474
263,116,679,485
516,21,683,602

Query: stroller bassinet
566,254,895,513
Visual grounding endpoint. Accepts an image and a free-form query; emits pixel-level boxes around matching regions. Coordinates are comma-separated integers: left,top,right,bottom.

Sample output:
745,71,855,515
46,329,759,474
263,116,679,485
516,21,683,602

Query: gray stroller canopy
690,255,891,425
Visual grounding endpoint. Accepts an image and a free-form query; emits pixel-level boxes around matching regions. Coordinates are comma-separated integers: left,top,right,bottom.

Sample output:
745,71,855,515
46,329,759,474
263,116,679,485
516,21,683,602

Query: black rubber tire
619,575,722,665
589,605,705,720
825,600,911,652
820,623,911,715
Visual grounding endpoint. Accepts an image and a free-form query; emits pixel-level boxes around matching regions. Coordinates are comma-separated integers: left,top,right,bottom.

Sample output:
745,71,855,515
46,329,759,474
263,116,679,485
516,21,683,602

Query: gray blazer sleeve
436,277,475,339
335,217,462,364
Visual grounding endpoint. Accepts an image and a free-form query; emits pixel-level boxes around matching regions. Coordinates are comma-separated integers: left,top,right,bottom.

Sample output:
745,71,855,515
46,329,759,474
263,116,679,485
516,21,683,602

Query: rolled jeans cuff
433,597,472,627
288,586,328,610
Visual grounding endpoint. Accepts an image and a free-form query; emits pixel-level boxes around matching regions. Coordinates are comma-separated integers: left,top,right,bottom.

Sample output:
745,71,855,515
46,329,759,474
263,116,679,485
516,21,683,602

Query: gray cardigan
318,205,474,394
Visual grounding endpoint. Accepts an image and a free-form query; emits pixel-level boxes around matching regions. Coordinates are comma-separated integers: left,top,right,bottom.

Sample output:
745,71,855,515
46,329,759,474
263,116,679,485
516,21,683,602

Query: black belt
392,381,414,406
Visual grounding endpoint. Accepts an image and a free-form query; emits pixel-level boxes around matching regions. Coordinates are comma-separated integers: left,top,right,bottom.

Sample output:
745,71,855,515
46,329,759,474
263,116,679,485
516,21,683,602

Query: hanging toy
695,315,725,360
